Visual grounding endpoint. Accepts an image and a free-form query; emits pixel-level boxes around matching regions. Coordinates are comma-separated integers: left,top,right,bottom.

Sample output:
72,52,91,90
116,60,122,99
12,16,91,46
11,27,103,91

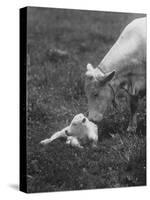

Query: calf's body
40,114,98,148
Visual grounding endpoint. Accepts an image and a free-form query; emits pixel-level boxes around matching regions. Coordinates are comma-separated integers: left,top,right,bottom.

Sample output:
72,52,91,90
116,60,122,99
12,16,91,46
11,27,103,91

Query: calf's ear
87,63,94,71
82,118,86,123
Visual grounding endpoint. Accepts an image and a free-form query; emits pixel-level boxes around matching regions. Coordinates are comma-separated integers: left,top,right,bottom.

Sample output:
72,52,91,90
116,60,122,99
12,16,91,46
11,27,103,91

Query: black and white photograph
20,7,146,193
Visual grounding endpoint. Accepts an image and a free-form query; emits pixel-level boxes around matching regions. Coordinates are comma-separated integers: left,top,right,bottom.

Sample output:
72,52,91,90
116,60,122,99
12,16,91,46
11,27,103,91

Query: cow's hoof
91,143,98,149
127,126,137,133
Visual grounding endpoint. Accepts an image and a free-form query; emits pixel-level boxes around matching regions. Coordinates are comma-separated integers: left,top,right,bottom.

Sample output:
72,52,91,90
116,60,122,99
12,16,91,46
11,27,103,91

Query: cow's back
99,17,146,73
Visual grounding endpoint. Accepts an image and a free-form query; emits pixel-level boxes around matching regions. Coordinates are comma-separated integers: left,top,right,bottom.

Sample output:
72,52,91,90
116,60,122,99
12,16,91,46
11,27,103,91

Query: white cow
40,113,98,148
85,17,146,132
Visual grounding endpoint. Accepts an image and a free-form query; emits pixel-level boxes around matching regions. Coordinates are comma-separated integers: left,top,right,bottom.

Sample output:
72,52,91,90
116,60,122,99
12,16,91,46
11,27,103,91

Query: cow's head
85,63,115,122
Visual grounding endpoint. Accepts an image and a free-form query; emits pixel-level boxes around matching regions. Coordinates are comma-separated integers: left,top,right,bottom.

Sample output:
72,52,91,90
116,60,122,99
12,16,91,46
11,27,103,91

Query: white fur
99,18,146,72
40,113,98,148
86,18,146,78
85,17,146,129
66,136,83,149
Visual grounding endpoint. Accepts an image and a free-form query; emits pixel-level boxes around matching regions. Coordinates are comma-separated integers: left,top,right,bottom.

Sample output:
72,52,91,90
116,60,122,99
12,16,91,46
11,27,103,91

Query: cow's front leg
127,95,139,132
91,141,98,149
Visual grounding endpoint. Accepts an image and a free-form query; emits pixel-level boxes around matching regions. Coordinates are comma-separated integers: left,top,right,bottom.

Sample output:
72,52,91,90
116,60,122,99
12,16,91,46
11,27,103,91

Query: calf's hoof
40,139,50,145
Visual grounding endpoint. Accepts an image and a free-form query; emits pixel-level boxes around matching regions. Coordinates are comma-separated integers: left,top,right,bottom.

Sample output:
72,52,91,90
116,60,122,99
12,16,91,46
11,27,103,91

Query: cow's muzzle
88,112,103,122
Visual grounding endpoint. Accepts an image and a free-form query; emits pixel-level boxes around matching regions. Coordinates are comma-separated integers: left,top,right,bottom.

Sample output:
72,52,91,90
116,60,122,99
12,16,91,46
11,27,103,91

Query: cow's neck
98,61,145,95
97,63,131,96
98,62,113,74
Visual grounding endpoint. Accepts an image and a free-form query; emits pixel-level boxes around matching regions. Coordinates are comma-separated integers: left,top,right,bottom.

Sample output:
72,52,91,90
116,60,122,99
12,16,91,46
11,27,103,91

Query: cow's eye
88,76,93,81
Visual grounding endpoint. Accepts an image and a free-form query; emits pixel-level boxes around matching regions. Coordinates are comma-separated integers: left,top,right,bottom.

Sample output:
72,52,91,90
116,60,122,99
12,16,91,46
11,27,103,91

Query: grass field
26,7,146,193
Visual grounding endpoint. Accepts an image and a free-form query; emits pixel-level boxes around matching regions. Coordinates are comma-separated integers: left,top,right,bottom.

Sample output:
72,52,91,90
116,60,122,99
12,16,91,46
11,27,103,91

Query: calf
40,113,98,148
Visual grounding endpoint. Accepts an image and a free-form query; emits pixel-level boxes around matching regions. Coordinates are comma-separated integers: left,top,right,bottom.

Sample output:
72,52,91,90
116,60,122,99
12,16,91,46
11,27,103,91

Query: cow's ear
87,63,94,71
103,71,115,83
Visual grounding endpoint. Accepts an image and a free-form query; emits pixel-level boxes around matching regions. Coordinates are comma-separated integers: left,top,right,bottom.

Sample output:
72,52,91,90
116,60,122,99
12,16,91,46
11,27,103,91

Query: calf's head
85,63,115,122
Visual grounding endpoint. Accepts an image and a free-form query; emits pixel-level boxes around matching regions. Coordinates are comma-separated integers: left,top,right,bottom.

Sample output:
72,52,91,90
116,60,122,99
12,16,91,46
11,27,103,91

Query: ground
26,7,146,193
